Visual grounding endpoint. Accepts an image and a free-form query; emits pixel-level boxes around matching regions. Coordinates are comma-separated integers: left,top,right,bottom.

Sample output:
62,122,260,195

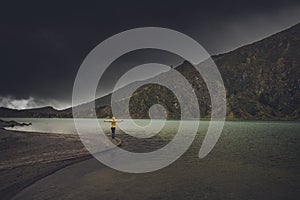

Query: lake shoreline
2,117,300,122
0,127,92,200
0,126,167,199
0,118,162,200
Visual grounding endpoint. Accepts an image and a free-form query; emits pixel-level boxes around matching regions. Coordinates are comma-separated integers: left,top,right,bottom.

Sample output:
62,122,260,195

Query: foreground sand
0,128,91,199
0,126,161,200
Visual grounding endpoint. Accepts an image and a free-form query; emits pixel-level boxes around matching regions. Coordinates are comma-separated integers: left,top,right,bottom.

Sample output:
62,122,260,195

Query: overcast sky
1,0,300,109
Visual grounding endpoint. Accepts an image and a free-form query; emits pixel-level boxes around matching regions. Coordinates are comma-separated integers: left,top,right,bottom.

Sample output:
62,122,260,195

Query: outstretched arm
104,120,112,122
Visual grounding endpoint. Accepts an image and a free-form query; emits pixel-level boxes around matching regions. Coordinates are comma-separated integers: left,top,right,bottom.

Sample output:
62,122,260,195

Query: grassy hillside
124,23,300,120
1,23,299,120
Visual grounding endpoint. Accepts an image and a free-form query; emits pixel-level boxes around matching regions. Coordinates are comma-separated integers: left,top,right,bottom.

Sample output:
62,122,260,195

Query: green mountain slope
1,23,299,120
120,23,300,120
214,23,300,119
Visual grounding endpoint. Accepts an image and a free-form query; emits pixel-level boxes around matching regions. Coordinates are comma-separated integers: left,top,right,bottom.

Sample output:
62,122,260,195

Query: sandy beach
0,120,166,200
0,126,92,200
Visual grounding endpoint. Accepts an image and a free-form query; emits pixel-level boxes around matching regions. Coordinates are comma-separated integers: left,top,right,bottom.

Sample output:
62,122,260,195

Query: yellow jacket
104,117,123,128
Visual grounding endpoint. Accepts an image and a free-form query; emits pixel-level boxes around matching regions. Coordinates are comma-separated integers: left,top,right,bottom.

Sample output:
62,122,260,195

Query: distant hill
1,23,299,120
96,22,300,120
0,106,68,118
214,22,300,119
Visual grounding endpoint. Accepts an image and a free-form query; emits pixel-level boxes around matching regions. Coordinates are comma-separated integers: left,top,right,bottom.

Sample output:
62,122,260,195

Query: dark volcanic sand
0,126,165,200
0,128,91,200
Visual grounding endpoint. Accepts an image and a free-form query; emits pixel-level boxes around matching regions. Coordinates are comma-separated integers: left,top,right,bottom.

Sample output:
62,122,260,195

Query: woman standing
104,116,123,139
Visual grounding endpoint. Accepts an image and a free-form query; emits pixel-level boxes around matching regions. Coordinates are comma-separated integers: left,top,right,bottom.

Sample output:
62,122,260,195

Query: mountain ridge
1,23,299,120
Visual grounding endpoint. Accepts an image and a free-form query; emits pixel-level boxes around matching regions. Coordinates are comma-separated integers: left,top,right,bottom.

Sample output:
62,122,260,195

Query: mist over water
4,118,300,143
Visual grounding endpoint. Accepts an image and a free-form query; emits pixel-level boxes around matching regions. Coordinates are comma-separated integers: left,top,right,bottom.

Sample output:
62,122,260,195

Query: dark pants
111,127,115,139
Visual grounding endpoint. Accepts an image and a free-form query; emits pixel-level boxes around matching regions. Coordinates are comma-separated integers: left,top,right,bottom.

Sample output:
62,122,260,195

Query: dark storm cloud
0,0,300,109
